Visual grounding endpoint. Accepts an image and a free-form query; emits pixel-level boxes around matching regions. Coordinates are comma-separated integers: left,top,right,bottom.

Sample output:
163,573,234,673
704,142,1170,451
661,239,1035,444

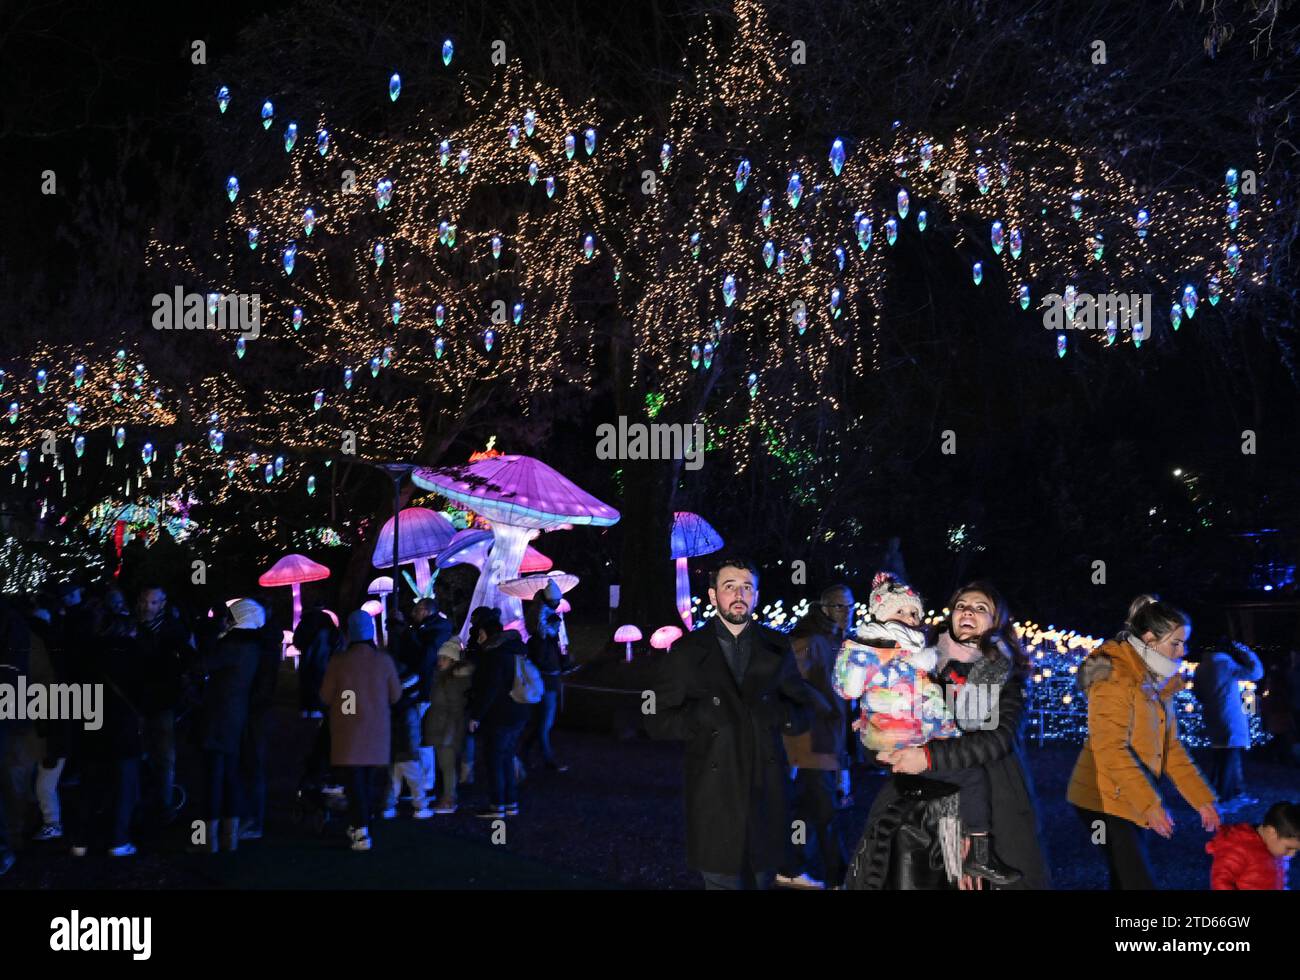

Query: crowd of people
0,567,573,873
647,558,1300,891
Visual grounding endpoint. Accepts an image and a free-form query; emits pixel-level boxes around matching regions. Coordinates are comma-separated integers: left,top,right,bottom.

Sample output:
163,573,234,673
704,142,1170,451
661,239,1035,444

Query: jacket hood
1205,822,1261,856
1078,637,1185,696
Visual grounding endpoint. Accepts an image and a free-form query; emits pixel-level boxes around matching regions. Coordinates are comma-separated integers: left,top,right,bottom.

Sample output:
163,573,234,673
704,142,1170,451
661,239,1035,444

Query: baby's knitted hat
868,572,924,624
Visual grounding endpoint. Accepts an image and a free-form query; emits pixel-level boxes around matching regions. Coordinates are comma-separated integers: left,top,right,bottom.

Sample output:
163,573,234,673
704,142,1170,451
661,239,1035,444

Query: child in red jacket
1207,801,1300,889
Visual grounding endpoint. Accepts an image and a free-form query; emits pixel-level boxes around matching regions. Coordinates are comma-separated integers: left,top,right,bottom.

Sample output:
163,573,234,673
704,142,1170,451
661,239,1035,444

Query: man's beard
721,605,750,625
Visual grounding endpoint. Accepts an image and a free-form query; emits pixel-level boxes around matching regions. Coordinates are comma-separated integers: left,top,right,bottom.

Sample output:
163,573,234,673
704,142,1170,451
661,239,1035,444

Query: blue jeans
522,689,559,764
485,721,525,807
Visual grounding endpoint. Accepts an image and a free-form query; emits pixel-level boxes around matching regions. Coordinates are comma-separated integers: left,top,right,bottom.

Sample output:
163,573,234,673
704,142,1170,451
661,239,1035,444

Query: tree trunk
615,454,682,632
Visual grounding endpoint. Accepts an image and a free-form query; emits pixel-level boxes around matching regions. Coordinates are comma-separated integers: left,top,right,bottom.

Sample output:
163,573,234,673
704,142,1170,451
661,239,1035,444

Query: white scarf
1123,631,1179,680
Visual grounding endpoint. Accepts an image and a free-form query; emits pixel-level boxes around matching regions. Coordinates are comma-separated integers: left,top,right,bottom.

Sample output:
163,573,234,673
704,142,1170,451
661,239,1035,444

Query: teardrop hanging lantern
282,242,297,275
317,129,330,156
735,159,751,192
292,307,304,331
584,127,597,156
690,343,701,370
896,188,909,219
829,139,845,176
226,176,240,202
523,109,536,137
721,274,737,307
217,86,230,113
260,100,273,129
660,142,673,172
442,39,454,66
285,122,298,152
1009,227,1022,260
248,227,260,251
786,172,803,208
991,221,1004,255
389,73,401,102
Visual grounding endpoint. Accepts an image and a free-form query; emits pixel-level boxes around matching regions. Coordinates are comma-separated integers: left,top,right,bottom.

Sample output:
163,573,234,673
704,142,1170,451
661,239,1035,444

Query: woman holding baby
841,578,1051,890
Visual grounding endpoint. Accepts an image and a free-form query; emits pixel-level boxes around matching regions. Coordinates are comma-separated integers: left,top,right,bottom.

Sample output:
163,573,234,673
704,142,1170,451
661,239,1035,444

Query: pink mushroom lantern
413,455,619,639
651,625,684,653
366,576,394,645
372,507,456,598
614,624,642,662
670,512,724,629
258,553,330,628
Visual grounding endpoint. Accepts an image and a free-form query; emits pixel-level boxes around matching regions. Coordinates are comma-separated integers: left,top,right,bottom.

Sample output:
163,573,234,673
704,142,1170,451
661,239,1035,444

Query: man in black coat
394,598,453,792
645,558,829,889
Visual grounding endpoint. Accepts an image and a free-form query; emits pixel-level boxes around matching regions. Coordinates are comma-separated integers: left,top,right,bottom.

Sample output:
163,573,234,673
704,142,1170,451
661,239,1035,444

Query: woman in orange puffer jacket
1068,595,1220,889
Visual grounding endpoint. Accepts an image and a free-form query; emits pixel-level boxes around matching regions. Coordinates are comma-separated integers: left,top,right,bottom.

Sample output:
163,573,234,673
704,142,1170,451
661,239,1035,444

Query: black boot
963,833,1021,887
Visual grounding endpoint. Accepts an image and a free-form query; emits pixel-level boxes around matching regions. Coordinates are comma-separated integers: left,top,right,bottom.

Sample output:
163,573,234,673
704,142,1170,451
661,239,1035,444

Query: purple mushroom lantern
258,553,330,628
499,570,580,600
413,455,619,638
651,624,684,653
614,624,642,662
670,512,724,629
372,507,456,598
435,528,552,575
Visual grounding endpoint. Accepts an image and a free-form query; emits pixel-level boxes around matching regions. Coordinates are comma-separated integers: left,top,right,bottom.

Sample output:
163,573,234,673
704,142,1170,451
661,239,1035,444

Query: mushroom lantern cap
371,507,456,568
413,455,619,530
670,512,724,560
367,575,395,594
499,570,579,599
614,624,643,643
651,625,685,649
258,553,330,587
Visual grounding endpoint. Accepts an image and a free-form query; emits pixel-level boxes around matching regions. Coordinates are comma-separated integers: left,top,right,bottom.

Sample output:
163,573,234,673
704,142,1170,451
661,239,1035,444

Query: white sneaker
381,807,398,820
108,843,137,858
348,827,371,851
774,872,824,890
412,807,434,820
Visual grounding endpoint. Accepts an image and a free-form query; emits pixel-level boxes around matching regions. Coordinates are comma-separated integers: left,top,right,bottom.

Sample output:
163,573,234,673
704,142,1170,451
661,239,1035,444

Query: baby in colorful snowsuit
833,573,1021,886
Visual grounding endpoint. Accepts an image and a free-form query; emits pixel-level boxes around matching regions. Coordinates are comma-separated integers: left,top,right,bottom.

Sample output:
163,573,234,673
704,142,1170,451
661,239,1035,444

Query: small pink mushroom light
366,576,394,645
258,553,330,628
372,507,455,598
670,512,724,629
651,625,684,653
614,624,642,662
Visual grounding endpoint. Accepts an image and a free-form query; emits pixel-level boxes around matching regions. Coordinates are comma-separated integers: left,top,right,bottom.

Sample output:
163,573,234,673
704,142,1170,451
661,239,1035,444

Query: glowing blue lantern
435,303,446,327
1018,284,1030,310
1225,168,1239,197
897,188,909,219
248,227,260,251
786,172,803,208
274,455,285,477
66,402,80,425
226,459,236,479
584,128,596,155
794,304,807,335
885,218,898,246
1226,243,1241,275
801,236,813,264
690,344,701,370
458,148,470,173
235,337,246,359
290,306,303,332
307,476,316,496
491,236,502,260
722,274,737,307
440,140,451,167
303,208,316,236
217,86,230,113
36,369,47,393
1170,303,1183,331
917,210,927,231
528,162,539,185
762,241,775,268
991,221,1004,255
523,109,536,138
484,329,495,353
264,464,274,484
8,402,18,425
735,159,751,192
509,124,520,148
564,133,576,160
856,215,872,251
1227,200,1239,230
583,234,596,259
760,197,772,228
1208,276,1221,305
702,342,714,370
829,139,845,176
545,176,556,198
374,241,385,267
446,224,456,247
438,221,449,244
115,427,125,448
972,262,983,286
284,121,298,153
73,363,85,388
317,130,330,156
976,165,991,194
1105,319,1117,346
1092,231,1104,261
1182,284,1198,319
389,73,401,101
1064,284,1077,320
1009,227,1022,259
834,246,846,271
19,451,28,473
776,250,787,275
829,288,842,318
513,301,524,325
1000,161,1011,187
74,435,85,458
442,39,454,66
283,242,296,275
141,442,155,465
210,429,224,452
260,101,273,129
369,356,381,378
226,176,239,202
1056,334,1067,358
434,337,445,360
1070,191,1083,220
343,367,353,390
1135,209,1149,239
390,301,401,325
920,143,933,170
382,345,393,368
660,142,672,172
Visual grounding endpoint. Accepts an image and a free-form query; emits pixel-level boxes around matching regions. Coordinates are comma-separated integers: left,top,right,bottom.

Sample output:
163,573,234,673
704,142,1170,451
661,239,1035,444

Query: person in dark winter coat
68,602,145,857
294,604,339,718
423,636,473,813
1193,641,1264,808
190,598,266,853
132,584,194,823
520,584,568,772
467,611,532,819
239,615,281,840
393,598,452,792
852,582,1052,890
383,669,432,818
645,559,829,889
0,600,31,875
319,610,401,851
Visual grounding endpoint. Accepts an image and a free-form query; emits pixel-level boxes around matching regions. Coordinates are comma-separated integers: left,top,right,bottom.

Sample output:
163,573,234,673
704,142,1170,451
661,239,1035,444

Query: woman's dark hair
946,580,1029,675
1263,801,1300,840
476,607,504,642
1126,594,1190,641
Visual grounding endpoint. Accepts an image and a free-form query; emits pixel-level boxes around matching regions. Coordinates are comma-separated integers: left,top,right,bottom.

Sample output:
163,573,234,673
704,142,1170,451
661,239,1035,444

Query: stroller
291,716,347,834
